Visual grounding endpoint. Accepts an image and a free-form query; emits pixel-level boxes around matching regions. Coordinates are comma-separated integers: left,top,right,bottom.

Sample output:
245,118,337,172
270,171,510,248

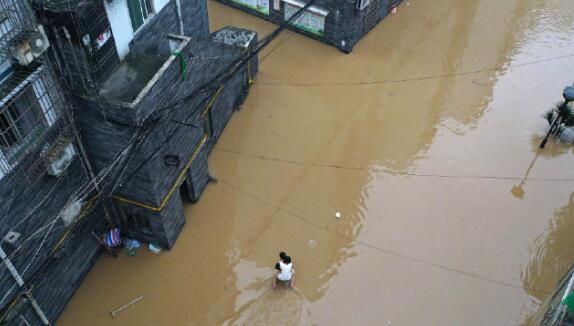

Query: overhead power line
112,0,321,192
0,0,324,312
252,53,574,87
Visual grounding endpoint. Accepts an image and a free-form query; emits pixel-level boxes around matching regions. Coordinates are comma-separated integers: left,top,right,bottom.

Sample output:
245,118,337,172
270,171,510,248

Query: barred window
0,64,61,177
0,86,45,148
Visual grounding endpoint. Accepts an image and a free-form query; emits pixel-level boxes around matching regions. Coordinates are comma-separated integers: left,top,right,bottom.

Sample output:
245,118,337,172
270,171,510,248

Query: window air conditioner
10,25,50,66
45,140,76,177
356,0,371,10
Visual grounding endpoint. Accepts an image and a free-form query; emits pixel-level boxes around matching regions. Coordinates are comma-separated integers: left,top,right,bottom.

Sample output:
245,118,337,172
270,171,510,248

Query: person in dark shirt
275,251,287,271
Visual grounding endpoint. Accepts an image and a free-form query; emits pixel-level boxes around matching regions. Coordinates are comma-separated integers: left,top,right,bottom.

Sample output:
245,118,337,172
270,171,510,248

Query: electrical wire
219,178,552,295
111,0,321,191
214,147,574,182
253,53,574,87
0,0,323,314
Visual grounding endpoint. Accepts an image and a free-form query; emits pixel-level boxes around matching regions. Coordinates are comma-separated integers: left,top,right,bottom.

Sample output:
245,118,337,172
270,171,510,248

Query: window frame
0,86,46,150
127,0,156,34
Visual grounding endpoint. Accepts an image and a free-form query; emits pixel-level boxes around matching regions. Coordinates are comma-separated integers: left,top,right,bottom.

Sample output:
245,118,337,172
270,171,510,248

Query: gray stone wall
0,0,255,323
0,124,107,325
75,27,259,248
130,0,211,56
214,0,403,52
184,143,210,202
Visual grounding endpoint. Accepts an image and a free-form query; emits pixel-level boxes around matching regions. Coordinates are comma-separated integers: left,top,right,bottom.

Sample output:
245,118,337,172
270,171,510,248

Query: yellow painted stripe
202,86,225,118
247,60,254,85
113,134,208,212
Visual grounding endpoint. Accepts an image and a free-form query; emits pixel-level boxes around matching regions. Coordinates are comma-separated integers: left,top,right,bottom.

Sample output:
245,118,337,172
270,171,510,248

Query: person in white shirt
273,255,295,288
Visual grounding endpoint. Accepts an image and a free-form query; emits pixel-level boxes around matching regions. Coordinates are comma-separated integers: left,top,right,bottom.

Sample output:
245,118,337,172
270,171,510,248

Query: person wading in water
273,252,295,288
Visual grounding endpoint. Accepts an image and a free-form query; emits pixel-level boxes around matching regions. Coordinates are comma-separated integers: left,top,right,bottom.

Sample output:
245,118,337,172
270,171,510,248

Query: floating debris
149,243,162,254
308,240,317,249
124,238,141,257
110,295,144,318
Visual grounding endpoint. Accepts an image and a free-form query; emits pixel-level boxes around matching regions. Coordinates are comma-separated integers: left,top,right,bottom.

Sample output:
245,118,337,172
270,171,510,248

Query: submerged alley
54,0,574,324
3,0,574,325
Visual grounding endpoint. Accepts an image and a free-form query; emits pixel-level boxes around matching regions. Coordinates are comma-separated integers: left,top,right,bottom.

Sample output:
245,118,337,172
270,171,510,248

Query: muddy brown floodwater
58,0,574,325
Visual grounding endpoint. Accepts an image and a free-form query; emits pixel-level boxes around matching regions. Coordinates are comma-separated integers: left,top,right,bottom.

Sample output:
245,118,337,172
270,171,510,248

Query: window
0,87,44,149
127,0,154,32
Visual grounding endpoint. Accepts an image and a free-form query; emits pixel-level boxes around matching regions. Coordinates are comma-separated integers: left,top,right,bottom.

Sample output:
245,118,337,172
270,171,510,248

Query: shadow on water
511,136,574,199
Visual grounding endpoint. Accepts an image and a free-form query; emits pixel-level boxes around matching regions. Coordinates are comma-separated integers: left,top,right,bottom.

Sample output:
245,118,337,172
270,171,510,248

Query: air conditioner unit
356,0,371,10
60,199,83,226
45,140,76,177
10,25,50,66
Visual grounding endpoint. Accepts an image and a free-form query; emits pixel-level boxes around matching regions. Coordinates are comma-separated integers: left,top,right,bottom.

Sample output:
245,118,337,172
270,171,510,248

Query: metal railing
0,0,38,62
0,64,62,178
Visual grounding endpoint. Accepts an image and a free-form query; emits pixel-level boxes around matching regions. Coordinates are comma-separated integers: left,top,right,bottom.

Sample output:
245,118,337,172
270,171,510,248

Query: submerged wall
75,28,258,248
0,0,259,324
215,0,402,52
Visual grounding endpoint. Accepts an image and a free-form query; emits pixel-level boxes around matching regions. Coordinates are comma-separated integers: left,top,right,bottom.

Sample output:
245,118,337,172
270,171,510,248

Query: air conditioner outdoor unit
60,199,83,226
45,141,76,177
10,25,50,66
356,0,371,10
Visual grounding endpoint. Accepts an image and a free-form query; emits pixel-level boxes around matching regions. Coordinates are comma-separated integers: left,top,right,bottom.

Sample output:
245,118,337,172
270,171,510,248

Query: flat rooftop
98,54,166,103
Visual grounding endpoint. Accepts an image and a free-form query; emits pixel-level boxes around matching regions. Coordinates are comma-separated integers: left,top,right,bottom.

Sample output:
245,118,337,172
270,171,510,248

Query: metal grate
0,63,62,177
0,0,38,62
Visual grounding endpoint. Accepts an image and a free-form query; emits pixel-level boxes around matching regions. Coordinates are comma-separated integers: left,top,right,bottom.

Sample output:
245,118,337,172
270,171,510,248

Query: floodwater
59,0,574,325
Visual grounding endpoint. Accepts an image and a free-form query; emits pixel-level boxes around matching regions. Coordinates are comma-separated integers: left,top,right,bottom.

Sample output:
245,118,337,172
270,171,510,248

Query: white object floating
335,212,342,219
308,240,317,249
149,243,162,254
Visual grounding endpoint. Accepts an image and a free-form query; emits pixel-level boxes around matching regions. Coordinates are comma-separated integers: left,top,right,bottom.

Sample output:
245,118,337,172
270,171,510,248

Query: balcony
96,34,192,125
0,64,62,178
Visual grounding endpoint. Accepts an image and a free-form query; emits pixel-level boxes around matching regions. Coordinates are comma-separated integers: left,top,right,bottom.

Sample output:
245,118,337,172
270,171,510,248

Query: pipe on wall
0,246,51,325
175,0,184,35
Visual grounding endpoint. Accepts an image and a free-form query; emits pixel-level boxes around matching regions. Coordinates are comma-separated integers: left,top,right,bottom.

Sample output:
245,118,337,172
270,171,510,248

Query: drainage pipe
175,0,184,35
0,245,51,325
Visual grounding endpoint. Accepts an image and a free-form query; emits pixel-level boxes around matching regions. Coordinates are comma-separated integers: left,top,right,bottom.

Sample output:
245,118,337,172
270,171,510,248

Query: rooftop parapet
95,34,192,125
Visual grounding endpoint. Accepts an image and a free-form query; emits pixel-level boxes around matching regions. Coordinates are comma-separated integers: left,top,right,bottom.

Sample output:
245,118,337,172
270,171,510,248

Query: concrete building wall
79,33,258,248
0,129,107,325
105,0,133,59
104,0,193,60
130,0,210,56
215,0,403,52
0,0,258,324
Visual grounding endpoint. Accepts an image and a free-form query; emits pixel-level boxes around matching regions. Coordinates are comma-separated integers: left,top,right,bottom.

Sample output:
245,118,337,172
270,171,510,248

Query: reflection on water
513,137,574,199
